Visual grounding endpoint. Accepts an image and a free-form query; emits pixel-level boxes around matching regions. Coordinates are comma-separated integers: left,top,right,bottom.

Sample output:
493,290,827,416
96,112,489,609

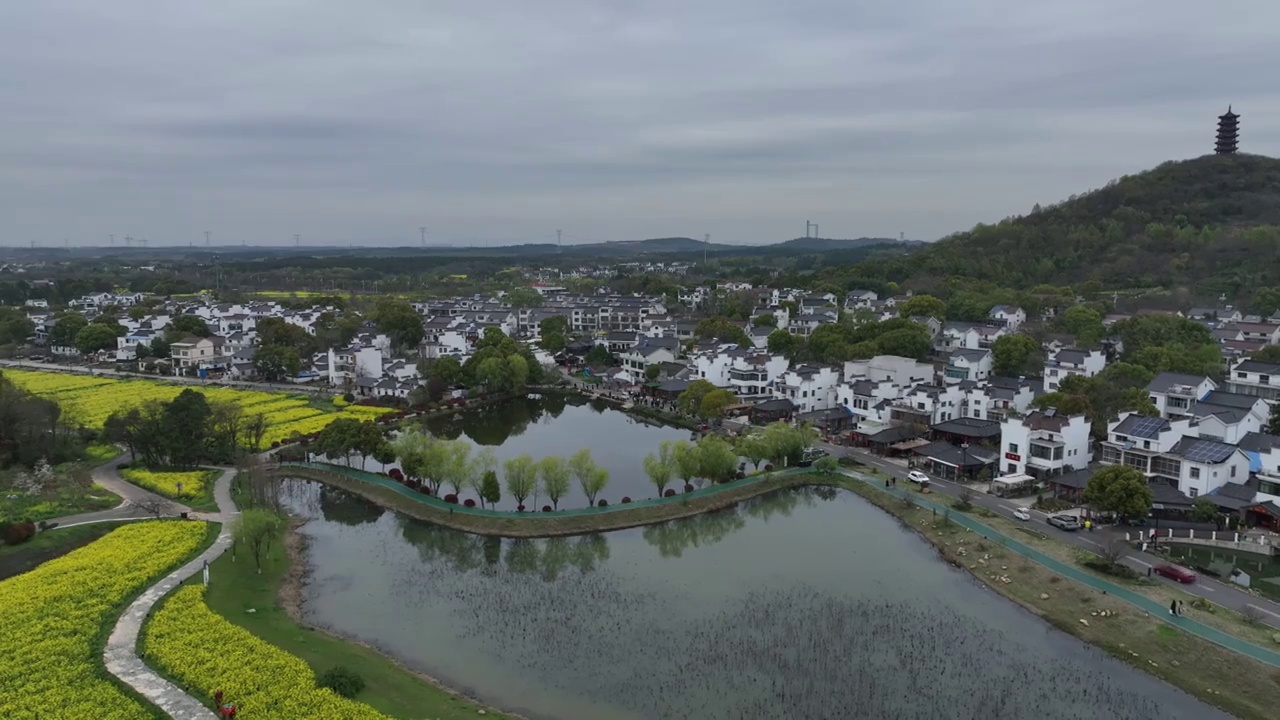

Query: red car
1154,564,1197,584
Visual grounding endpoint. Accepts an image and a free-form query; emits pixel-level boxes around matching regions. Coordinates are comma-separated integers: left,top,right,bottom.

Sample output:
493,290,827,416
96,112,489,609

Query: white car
1012,508,1031,521
907,470,930,485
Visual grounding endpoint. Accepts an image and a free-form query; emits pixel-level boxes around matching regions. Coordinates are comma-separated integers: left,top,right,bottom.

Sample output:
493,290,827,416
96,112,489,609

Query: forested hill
862,153,1280,294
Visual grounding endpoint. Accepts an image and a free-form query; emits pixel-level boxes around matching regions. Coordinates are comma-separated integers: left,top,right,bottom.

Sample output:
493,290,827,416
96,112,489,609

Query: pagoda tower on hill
1215,106,1239,154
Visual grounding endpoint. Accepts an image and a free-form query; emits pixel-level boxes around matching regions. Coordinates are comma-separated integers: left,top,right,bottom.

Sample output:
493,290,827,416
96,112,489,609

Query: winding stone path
103,467,239,719
49,457,196,528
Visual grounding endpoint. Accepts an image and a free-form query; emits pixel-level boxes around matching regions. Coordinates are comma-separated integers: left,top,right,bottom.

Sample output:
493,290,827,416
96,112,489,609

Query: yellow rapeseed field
119,468,216,500
3,369,391,446
0,521,208,719
144,585,388,719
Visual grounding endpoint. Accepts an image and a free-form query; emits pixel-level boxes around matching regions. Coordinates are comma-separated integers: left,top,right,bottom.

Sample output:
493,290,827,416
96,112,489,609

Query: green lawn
200,515,506,718
0,520,138,580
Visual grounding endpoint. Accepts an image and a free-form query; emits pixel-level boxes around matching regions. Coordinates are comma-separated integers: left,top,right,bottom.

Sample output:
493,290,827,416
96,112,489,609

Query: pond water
413,394,692,510
285,480,1227,720
1165,544,1280,601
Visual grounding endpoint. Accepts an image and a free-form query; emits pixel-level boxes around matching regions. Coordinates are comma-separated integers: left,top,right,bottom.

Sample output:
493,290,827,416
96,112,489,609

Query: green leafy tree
169,314,211,338
753,313,777,328
642,441,676,497
503,454,539,509
736,432,771,470
584,344,614,365
695,434,738,485
254,317,315,354
1082,466,1153,522
479,470,502,508
505,287,544,309
813,455,839,474
371,297,425,350
539,316,570,353
1190,497,1221,524
992,334,1044,377
763,422,815,466
429,355,463,387
149,336,170,359
698,389,737,420
767,328,800,357
74,323,120,354
1248,287,1280,317
672,440,699,487
1268,403,1280,436
569,448,608,506
438,439,473,496
253,344,302,382
164,389,211,469
233,507,282,573
694,316,750,346
1250,345,1280,364
873,327,931,359
1058,306,1104,345
538,455,572,510
644,364,661,381
677,379,717,415
897,294,946,320
49,312,87,347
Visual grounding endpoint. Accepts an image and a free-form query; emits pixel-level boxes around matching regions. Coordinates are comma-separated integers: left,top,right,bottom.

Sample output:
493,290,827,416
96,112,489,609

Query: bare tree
1098,539,1125,568
128,496,175,519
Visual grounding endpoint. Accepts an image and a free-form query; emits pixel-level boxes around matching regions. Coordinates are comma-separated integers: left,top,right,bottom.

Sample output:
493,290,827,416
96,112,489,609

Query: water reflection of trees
418,396,577,445
318,485,384,526
397,517,611,581
643,488,835,558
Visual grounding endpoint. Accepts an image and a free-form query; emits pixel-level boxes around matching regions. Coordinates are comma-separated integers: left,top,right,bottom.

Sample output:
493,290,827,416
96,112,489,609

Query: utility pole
109,234,115,246
420,226,426,246
813,224,819,239
805,220,812,238
205,230,211,246
704,233,710,266
294,233,301,247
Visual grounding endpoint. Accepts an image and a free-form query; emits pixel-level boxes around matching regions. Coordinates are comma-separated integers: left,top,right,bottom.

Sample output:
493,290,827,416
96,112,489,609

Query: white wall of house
1043,348,1107,392
775,366,841,413
999,413,1092,478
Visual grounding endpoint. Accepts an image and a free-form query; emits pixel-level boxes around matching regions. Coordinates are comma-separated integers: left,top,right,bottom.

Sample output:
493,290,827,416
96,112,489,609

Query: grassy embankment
193,474,514,720
275,464,810,538
836,473,1280,720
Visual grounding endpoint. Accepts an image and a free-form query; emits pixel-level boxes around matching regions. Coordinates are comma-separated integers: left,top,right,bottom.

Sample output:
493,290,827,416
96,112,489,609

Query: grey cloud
1,0,1278,246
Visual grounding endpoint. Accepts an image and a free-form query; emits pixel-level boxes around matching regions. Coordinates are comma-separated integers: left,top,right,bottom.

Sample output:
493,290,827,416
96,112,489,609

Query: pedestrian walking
1169,599,1177,616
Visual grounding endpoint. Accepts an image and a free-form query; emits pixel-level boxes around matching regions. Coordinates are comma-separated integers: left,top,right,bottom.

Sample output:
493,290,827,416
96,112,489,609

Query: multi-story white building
999,410,1092,479
327,344,383,387
170,336,229,375
775,364,840,413
961,376,1036,421
1226,357,1280,403
889,383,966,426
836,379,900,427
988,305,1026,331
937,323,981,352
1043,347,1107,392
1146,372,1217,419
727,352,790,399
1160,436,1251,499
844,355,935,389
944,348,993,384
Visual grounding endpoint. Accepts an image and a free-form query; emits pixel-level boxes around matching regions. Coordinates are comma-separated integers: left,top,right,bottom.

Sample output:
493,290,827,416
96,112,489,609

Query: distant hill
865,153,1280,294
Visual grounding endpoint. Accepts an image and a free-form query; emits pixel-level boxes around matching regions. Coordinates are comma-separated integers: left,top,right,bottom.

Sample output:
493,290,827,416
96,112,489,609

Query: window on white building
1190,467,1200,479
1189,487,1199,498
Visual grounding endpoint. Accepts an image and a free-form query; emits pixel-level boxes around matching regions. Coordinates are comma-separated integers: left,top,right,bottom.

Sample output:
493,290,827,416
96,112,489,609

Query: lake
415,394,693,510
284,479,1227,720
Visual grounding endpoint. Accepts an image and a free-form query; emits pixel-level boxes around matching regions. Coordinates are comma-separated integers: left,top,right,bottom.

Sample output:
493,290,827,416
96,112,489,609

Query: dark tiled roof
1236,432,1280,453
1145,372,1212,394
1149,481,1194,508
1166,437,1237,464
1199,390,1263,409
930,417,1001,438
1235,359,1280,374
1112,414,1168,439
1049,468,1093,490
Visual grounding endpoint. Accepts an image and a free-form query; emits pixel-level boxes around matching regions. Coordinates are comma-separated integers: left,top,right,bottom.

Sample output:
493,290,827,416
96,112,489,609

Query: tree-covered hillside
857,153,1280,295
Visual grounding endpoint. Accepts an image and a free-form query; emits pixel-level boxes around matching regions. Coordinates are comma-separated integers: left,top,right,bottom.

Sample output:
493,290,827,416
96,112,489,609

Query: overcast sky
2,1,1277,247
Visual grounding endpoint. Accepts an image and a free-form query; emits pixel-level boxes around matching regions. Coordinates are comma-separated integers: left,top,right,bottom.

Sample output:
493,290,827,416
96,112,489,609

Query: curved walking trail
103,468,239,719
51,457,196,528
839,468,1280,669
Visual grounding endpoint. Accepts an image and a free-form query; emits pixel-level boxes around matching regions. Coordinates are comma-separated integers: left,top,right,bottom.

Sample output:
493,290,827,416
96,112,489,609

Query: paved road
0,358,330,396
818,440,1280,630
50,457,195,528
104,467,239,720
